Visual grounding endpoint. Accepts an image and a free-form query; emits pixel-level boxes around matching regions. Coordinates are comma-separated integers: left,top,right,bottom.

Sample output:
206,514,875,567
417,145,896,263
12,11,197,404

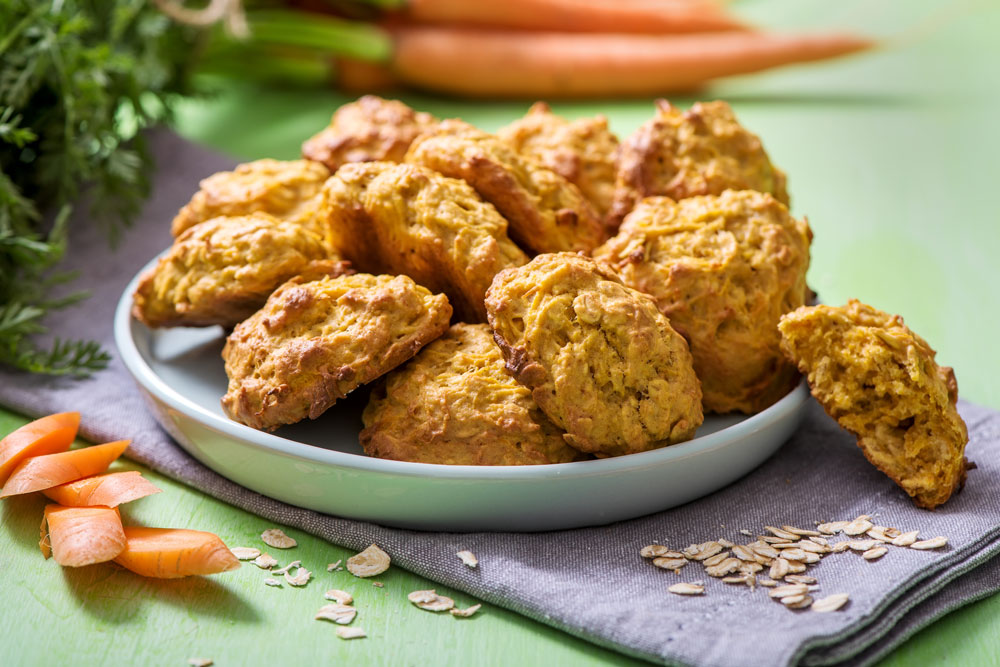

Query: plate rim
115,257,811,481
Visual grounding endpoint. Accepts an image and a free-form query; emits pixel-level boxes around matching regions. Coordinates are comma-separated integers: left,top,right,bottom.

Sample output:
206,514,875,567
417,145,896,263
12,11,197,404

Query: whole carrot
390,28,873,98
403,0,749,34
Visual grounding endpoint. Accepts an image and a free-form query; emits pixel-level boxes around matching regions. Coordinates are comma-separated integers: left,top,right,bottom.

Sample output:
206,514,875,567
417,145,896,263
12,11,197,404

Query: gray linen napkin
2,129,998,667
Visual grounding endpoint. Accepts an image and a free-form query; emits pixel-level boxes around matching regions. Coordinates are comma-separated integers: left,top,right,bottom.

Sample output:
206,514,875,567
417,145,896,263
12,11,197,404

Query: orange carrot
0,412,80,485
39,504,127,567
403,0,750,34
114,527,241,578
390,28,873,98
0,439,130,498
42,471,161,508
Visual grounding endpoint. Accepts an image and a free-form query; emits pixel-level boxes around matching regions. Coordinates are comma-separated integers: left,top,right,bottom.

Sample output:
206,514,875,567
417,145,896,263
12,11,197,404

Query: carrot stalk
403,0,750,34
113,527,241,578
390,28,874,98
0,412,80,485
39,504,127,567
0,439,131,498
42,471,161,508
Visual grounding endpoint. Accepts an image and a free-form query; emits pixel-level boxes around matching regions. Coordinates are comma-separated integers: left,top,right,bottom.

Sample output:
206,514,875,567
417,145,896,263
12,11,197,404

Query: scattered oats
910,536,948,550
783,595,814,609
764,526,800,541
372,582,384,588
261,528,297,549
883,527,902,539
455,551,479,567
812,593,850,613
780,594,806,606
264,578,281,587
759,578,778,588
315,603,357,625
785,575,817,585
786,561,807,574
272,560,301,576
188,659,213,667
891,531,920,547
327,560,342,572
668,583,704,596
768,584,809,599
738,562,763,575
640,545,672,558
830,541,851,553
231,547,261,560
848,540,877,552
684,541,724,561
324,589,353,605
844,518,874,536
451,604,482,618
652,557,687,571
799,552,822,564
747,574,757,590
739,529,753,537
782,525,821,537
779,548,807,562
347,544,391,578
769,558,790,580
771,542,799,549
809,536,831,547
867,527,892,542
862,546,888,561
703,552,729,567
818,521,848,534
753,544,780,560
760,536,789,544
285,566,312,587
798,541,829,554
722,576,748,585
705,558,741,578
253,553,278,569
717,539,735,548
336,627,366,640
732,545,756,561
408,589,455,612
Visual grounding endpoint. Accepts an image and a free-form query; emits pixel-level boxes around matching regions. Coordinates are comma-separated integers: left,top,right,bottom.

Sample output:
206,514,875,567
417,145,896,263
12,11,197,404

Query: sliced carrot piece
39,504,127,567
114,527,241,578
0,412,80,485
43,471,161,508
0,439,130,498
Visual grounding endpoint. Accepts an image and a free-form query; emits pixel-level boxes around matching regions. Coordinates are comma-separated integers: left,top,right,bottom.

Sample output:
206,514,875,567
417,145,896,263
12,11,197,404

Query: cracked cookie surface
778,300,969,509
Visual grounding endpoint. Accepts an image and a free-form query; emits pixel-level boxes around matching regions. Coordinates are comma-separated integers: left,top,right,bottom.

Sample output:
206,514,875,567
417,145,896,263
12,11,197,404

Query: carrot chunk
0,412,80,485
114,527,241,578
43,471,161,508
39,504,127,567
0,439,130,498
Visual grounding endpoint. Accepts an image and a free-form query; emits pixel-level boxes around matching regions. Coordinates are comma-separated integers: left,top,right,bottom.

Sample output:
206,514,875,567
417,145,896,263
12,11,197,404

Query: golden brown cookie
221,273,452,431
594,191,811,414
607,100,789,228
360,324,586,465
405,120,606,255
778,300,969,509
485,253,703,457
302,95,438,171
133,214,348,329
171,159,331,241
321,162,528,322
497,102,619,217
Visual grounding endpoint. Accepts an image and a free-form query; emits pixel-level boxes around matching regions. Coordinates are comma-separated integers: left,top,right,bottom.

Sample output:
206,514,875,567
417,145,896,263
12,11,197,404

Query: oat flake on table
347,544,391,578
261,528,297,549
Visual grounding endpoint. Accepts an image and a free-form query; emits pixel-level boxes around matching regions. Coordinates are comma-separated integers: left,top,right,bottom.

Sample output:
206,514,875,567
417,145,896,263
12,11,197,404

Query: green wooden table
3,1,999,664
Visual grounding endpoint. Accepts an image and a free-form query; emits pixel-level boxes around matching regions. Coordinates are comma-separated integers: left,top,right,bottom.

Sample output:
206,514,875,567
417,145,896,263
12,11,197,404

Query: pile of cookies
132,96,969,509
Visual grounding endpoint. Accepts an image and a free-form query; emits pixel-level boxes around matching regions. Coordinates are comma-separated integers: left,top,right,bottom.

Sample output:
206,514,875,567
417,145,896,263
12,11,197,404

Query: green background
2,0,999,664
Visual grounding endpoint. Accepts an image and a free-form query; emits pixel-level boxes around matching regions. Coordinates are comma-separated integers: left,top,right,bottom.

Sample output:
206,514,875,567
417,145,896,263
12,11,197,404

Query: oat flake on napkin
1,130,998,667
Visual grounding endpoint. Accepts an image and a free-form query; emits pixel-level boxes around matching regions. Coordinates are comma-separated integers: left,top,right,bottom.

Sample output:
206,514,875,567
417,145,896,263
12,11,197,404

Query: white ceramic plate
115,259,810,531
